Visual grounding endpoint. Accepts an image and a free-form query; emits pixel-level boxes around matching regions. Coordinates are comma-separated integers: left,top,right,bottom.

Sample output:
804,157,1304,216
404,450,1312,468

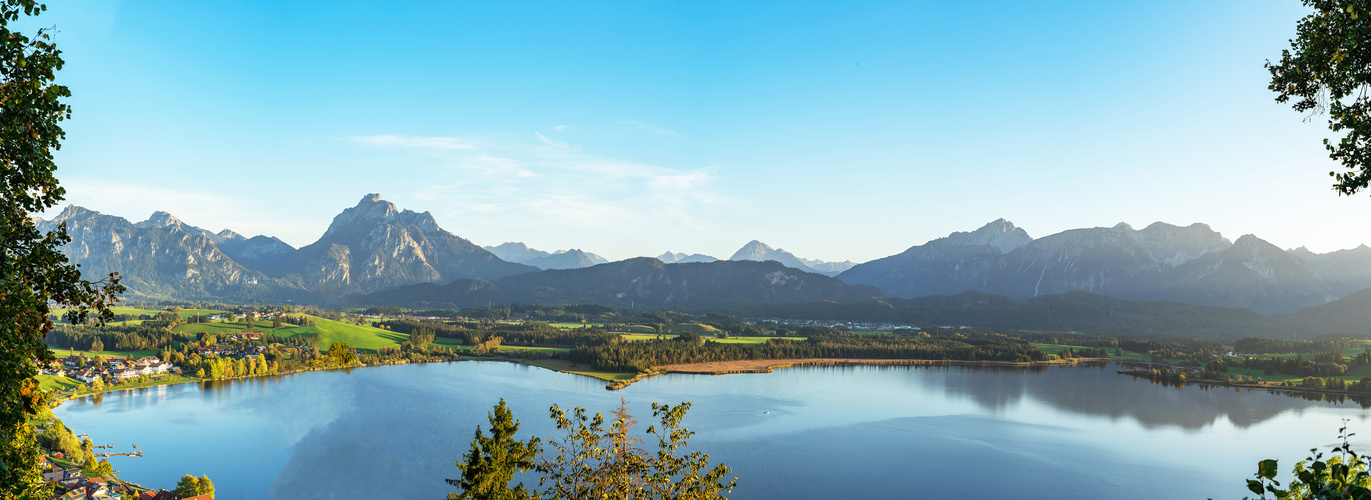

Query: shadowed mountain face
1291,244,1371,297
352,258,884,308
521,249,609,270
215,233,295,271
840,220,1341,314
260,194,535,296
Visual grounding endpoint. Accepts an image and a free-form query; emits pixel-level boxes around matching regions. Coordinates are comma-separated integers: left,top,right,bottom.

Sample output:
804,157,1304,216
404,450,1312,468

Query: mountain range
42,195,532,301
483,242,610,270
726,240,856,277
837,219,1359,314
353,258,882,309
37,195,1371,317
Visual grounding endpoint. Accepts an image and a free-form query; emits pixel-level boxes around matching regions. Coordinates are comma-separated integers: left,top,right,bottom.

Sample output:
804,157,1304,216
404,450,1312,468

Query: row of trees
46,324,192,352
565,330,1048,373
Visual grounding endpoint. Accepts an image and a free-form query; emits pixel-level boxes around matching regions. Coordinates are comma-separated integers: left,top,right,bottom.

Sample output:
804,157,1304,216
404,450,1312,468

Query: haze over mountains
483,242,610,270
37,194,1371,320
727,240,855,277
836,219,1358,314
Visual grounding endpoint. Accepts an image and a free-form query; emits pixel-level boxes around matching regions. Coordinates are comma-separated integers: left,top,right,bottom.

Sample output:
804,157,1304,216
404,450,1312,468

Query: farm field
169,315,411,353
48,348,159,360
520,359,636,381
617,333,805,344
268,315,410,353
666,323,720,334
36,374,84,392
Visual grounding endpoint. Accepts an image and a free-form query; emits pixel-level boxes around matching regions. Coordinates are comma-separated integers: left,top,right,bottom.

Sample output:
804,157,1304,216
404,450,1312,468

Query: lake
53,361,1371,499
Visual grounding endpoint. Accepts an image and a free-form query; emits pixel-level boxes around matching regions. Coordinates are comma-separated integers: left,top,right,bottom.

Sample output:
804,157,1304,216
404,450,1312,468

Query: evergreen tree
446,399,541,500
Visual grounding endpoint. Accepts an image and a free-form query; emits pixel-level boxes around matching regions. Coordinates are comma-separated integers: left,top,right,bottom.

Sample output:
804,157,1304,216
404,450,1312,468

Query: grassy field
1032,343,1149,361
54,306,224,318
1223,366,1304,383
712,336,801,344
620,333,676,341
547,322,604,329
495,346,571,353
36,374,84,392
616,333,803,344
520,359,637,381
171,315,413,353
271,315,410,353
47,348,159,360
666,323,720,334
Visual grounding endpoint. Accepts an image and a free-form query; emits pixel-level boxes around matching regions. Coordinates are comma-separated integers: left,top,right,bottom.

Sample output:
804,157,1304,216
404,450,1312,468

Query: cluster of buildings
42,456,210,500
193,342,267,359
43,356,179,385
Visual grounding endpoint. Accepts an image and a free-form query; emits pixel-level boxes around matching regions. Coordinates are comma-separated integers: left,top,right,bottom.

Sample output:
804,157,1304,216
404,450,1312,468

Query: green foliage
327,342,357,365
446,399,541,500
0,1,124,495
36,421,81,463
174,474,214,498
1244,424,1371,499
1268,0,1371,195
449,400,735,500
91,458,111,476
569,330,1047,373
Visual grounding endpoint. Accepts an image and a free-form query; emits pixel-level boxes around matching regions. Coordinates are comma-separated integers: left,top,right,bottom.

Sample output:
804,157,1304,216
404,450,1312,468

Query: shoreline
53,355,1371,404
654,357,1083,376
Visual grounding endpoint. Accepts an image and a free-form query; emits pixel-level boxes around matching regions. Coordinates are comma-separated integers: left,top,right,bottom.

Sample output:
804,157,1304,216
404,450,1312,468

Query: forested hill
624,289,1371,340
350,258,884,308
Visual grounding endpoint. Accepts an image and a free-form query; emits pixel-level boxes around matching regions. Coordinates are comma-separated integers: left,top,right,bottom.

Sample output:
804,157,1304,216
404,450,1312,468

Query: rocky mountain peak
138,210,184,229
931,219,1032,254
1231,234,1270,249
324,194,440,237
53,204,97,223
217,229,244,240
730,240,776,261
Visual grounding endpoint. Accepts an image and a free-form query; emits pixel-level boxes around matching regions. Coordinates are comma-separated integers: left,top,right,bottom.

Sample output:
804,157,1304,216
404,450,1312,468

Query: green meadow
48,348,159,360
35,374,84,392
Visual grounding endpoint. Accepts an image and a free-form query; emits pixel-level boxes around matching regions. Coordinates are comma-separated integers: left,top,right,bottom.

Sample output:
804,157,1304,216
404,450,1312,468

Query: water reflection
53,360,1371,500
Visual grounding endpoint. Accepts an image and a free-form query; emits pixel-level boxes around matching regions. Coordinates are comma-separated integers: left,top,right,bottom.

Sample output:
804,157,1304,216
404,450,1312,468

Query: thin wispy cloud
349,131,734,256
52,178,323,247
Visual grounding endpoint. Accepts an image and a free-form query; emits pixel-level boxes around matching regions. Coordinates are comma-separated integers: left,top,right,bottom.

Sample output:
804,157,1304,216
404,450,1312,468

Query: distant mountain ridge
38,197,1371,313
483,242,610,270
838,219,1357,314
46,195,534,301
38,206,310,302
353,258,883,308
727,240,853,276
657,251,718,264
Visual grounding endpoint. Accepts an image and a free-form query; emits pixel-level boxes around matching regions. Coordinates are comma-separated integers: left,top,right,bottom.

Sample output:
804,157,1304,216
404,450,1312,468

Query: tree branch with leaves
0,0,123,497
1269,0,1371,195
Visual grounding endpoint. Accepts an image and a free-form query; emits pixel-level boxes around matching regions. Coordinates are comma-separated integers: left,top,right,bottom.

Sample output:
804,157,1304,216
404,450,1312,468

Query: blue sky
32,1,1363,262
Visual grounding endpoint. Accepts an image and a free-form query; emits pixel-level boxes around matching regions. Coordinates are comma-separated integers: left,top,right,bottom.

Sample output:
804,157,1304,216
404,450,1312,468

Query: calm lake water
54,361,1371,499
